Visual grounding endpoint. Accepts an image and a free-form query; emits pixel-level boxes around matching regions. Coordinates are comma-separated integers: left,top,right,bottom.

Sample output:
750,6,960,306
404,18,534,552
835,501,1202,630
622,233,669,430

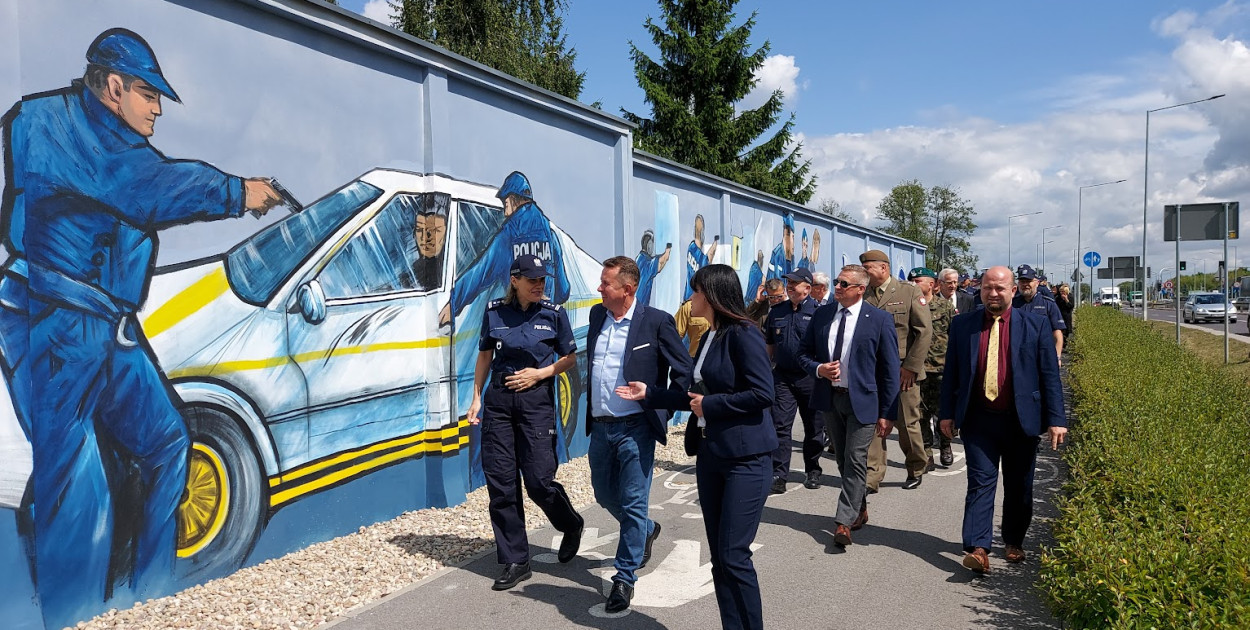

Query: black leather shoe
492,562,532,591
770,477,787,495
803,471,821,489
558,519,584,563
926,455,937,472
940,445,954,467
640,521,662,569
902,475,922,490
605,580,634,613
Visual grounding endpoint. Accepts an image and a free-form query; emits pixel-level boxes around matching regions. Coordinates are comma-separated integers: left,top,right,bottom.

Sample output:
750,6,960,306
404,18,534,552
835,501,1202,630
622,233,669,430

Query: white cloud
361,0,392,25
741,54,803,111
804,3,1250,276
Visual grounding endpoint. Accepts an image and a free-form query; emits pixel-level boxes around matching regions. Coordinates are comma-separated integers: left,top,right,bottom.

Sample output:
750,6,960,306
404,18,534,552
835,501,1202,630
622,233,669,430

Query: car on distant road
1233,296,1250,311
1128,291,1143,307
1183,292,1238,324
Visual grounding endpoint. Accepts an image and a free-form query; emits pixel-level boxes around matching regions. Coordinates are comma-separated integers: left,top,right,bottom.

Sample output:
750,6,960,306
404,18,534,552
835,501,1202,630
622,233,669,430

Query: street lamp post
1040,225,1062,275
1036,241,1054,270
1008,211,1042,269
1076,179,1127,310
1142,93,1225,322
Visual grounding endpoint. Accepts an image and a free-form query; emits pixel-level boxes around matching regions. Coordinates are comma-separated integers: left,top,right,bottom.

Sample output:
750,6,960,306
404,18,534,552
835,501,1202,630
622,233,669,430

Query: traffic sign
1164,280,1174,289
1083,251,1101,267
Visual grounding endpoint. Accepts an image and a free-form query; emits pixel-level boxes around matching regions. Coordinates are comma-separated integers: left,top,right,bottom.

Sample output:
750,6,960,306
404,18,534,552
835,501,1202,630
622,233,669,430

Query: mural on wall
0,27,610,630
798,227,822,271
767,213,796,280
684,213,719,301
633,230,671,307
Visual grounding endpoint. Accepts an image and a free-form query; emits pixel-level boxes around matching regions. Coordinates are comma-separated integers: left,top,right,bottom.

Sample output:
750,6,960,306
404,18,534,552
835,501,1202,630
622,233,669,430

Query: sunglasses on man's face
834,279,863,289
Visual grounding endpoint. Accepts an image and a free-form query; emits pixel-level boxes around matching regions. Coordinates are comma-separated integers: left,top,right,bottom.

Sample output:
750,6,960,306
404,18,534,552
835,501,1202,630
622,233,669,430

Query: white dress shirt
828,300,862,388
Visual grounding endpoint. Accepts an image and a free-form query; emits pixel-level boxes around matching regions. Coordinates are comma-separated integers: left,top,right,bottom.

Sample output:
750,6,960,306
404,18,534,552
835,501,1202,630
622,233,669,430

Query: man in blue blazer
799,264,901,548
584,256,692,612
939,266,1067,574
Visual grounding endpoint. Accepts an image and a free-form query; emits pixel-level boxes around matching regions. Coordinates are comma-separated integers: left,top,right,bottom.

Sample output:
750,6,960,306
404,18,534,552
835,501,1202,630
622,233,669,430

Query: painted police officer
0,28,282,626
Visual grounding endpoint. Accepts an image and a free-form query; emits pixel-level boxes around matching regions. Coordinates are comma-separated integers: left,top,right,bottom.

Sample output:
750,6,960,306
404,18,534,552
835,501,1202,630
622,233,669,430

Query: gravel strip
78,426,695,630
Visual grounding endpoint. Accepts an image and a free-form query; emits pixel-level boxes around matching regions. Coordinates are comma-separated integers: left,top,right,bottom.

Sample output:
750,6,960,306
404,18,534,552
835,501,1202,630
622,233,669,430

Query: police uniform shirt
765,296,817,376
635,251,661,306
1011,293,1066,331
479,298,576,377
450,202,569,316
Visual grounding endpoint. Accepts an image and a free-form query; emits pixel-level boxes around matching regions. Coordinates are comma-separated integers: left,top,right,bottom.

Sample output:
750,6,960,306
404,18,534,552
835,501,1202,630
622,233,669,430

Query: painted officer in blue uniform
465,254,584,591
768,213,796,280
764,267,826,494
0,28,282,626
634,229,671,307
1012,265,1066,360
744,249,765,303
440,171,569,326
685,213,718,301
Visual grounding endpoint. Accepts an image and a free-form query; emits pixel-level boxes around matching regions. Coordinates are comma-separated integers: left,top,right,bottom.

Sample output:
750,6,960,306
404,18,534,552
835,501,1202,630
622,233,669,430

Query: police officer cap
859,249,890,264
783,267,814,285
783,213,795,233
496,171,533,201
1016,264,1039,281
510,254,552,278
907,267,937,280
86,28,180,103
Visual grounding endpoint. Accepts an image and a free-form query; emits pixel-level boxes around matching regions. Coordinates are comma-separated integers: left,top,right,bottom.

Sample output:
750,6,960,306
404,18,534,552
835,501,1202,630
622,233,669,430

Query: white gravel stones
78,426,695,630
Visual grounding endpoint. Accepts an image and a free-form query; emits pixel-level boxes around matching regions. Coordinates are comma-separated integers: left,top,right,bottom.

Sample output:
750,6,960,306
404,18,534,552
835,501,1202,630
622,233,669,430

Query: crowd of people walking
468,250,1069,629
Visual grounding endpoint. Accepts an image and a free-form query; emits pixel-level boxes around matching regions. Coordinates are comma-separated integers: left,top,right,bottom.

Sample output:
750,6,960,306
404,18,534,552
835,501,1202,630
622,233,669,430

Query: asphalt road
322,421,1067,630
1119,304,1250,339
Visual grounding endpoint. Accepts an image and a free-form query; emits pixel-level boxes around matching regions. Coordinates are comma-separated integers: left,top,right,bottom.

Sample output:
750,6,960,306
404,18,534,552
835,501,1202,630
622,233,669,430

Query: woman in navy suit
682,264,777,629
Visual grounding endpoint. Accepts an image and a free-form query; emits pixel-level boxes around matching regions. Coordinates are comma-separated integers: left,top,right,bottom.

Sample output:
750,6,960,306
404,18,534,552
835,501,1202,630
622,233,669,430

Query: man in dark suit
940,268,976,315
800,264,901,548
585,256,692,612
939,265,1067,574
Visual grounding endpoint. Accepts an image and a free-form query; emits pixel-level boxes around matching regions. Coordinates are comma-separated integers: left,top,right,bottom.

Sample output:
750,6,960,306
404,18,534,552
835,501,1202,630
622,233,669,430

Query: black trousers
481,382,582,564
770,373,825,478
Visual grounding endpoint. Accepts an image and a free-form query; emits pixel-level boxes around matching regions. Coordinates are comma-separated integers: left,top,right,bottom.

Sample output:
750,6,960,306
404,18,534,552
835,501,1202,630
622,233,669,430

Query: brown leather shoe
833,524,852,547
962,547,990,574
1004,545,1026,563
850,509,869,531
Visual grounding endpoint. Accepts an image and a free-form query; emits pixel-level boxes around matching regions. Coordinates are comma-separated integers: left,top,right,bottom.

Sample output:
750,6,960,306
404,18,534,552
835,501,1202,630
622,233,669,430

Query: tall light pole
1076,179,1127,309
1008,211,1042,269
1036,241,1054,269
1040,225,1062,275
1142,93,1225,322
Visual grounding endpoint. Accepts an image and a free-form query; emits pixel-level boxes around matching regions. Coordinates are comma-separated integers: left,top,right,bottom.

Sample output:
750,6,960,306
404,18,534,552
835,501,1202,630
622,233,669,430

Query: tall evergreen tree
623,0,815,203
390,0,585,99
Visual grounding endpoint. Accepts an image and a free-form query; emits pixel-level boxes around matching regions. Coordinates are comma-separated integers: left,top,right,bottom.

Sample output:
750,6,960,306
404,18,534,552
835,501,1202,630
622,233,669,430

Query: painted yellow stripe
269,420,468,488
142,268,230,339
269,431,470,508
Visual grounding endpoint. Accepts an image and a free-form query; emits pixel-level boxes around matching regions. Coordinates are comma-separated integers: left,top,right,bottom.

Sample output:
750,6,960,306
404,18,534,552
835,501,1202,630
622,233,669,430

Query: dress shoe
962,548,990,574
902,475,922,490
605,580,634,613
1004,545,1027,563
926,455,937,472
558,519,584,563
833,524,853,547
850,508,869,531
866,486,879,495
492,562,532,590
770,477,787,495
803,471,821,489
940,444,954,467
640,521,662,569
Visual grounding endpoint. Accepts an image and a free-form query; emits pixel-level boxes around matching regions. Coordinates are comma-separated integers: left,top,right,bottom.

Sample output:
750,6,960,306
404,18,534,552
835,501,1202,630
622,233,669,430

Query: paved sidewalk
320,425,1065,630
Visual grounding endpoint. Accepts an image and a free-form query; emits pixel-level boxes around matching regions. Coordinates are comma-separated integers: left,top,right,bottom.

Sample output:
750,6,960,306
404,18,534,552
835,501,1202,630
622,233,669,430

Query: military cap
908,267,937,280
859,249,890,264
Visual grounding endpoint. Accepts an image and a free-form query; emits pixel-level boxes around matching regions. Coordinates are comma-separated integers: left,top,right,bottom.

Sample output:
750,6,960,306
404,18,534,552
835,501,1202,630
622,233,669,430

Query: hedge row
1039,307,1250,628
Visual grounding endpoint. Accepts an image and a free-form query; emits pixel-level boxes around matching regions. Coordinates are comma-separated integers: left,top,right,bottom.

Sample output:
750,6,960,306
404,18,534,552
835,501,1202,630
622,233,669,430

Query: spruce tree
623,0,815,203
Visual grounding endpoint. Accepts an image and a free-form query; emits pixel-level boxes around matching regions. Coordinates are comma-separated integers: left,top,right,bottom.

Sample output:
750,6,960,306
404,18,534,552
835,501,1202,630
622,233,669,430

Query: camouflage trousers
919,372,950,449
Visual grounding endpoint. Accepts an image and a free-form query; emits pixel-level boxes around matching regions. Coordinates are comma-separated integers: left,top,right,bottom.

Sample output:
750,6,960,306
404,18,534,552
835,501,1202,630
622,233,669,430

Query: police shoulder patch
488,298,506,309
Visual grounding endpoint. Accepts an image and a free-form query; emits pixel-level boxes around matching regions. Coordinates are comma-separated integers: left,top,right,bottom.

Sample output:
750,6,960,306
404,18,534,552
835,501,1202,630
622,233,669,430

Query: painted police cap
86,28,180,103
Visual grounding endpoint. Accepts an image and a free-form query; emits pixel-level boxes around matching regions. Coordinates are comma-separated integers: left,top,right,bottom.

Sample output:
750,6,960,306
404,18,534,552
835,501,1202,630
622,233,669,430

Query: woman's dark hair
690,264,755,329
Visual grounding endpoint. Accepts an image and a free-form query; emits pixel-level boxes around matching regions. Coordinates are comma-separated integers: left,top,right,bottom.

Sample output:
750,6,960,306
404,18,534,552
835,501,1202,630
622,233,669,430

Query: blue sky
342,0,1250,280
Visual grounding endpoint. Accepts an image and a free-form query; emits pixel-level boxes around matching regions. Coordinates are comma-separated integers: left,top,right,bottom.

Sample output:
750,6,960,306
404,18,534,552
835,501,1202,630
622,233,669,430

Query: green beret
907,266,937,280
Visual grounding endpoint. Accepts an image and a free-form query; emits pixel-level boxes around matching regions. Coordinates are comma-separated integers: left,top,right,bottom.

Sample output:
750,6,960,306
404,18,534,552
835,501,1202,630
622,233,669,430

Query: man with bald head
939,266,1066,574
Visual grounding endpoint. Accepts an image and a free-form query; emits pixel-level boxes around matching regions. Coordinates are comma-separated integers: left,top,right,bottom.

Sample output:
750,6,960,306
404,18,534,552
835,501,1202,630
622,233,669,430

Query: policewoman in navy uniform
466,253,585,591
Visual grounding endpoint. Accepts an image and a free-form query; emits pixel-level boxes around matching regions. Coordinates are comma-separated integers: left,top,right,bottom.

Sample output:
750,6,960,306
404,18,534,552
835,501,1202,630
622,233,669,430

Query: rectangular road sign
1163,202,1240,241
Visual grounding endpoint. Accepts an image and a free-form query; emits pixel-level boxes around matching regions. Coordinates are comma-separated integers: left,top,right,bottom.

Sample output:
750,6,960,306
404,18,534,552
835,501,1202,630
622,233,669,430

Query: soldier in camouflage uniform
909,267,956,468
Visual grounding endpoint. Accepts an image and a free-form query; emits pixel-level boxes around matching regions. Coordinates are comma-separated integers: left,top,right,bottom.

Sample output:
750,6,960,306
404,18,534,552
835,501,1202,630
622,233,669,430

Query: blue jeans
589,416,656,586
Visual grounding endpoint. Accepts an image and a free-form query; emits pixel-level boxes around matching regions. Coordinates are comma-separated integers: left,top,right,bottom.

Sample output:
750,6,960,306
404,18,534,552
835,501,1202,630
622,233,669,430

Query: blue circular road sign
1083,251,1101,267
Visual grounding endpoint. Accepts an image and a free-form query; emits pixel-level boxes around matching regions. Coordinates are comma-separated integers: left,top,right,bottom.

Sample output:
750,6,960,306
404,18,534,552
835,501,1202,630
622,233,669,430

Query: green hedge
1039,307,1250,628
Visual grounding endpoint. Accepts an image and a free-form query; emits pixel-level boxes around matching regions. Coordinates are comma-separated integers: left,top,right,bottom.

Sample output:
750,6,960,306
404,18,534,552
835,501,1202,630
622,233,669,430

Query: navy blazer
938,307,1066,436
687,321,778,458
798,301,900,424
585,302,693,444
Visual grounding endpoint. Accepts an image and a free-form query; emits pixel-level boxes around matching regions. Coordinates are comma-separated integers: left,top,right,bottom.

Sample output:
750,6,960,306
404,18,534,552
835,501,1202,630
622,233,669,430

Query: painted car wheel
175,405,267,579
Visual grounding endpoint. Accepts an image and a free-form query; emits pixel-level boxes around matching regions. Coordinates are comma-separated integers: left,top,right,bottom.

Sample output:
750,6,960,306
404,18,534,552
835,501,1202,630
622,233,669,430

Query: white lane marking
928,448,967,477
534,528,619,564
